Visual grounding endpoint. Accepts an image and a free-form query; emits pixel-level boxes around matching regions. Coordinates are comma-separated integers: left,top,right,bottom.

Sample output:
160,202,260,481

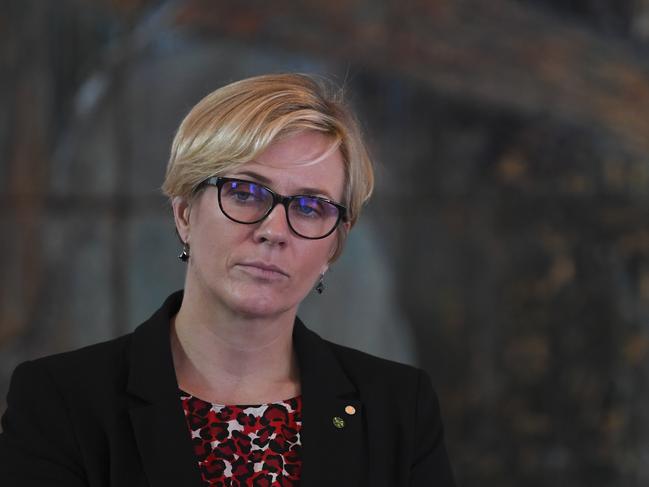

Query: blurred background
2,0,649,485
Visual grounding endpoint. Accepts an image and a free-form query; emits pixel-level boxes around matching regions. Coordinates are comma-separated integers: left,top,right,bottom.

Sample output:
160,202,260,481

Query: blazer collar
126,290,366,486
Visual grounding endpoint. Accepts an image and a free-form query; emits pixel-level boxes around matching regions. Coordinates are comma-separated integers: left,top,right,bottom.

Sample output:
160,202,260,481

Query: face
174,131,347,319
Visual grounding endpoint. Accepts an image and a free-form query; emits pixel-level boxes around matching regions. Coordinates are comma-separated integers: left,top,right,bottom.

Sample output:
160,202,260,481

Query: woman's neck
170,286,301,405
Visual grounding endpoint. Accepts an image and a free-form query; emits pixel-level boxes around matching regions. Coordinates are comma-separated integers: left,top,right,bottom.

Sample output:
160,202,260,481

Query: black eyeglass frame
196,176,348,240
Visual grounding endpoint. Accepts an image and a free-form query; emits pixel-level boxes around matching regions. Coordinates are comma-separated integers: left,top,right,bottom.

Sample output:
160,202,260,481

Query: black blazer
0,291,455,486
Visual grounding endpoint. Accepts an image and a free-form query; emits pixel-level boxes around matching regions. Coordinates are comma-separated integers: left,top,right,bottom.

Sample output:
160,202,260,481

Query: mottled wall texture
2,0,649,485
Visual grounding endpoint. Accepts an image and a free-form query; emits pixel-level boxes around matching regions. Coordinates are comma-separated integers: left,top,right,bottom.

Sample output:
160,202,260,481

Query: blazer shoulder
14,289,181,380
17,332,134,386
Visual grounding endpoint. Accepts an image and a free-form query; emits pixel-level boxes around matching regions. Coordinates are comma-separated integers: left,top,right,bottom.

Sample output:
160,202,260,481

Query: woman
0,74,456,486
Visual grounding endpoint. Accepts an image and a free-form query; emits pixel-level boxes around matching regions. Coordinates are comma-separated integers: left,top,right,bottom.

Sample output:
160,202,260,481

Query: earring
315,273,325,294
178,241,190,262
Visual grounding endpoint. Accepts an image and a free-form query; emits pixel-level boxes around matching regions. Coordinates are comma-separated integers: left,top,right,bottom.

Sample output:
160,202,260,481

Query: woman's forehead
229,133,346,200
259,133,340,168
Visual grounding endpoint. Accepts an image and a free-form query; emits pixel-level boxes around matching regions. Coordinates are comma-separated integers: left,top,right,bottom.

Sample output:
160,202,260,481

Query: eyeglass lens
219,180,340,239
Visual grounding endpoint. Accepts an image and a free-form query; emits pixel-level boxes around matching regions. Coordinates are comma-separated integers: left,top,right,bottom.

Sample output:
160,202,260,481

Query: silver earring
178,242,190,262
315,273,325,294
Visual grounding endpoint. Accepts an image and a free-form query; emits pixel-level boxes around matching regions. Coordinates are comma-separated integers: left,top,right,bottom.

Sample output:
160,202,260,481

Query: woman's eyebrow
233,170,272,185
232,170,335,199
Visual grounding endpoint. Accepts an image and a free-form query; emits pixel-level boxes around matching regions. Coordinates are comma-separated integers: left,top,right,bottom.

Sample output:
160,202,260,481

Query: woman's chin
225,285,300,319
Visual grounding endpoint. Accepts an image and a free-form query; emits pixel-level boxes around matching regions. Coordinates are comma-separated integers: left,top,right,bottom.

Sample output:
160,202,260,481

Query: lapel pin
332,416,346,429
344,405,356,415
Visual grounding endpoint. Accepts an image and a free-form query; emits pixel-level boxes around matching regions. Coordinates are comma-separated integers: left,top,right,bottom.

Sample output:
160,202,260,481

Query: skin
170,130,349,405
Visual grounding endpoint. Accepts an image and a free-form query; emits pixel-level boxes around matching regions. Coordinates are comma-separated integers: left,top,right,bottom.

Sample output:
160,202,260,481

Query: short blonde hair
161,73,374,261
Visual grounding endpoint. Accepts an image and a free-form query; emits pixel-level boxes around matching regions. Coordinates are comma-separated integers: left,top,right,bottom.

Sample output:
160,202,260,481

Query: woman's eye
233,191,253,201
224,183,266,203
292,199,323,218
298,205,316,215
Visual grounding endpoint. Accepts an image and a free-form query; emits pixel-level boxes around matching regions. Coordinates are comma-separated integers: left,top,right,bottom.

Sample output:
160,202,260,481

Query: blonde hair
161,73,374,261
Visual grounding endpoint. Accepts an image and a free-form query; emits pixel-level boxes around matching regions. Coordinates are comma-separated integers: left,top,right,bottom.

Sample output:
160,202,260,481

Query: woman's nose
252,203,290,246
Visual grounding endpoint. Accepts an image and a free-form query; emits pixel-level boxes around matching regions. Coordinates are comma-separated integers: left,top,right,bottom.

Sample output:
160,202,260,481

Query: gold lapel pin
332,416,345,429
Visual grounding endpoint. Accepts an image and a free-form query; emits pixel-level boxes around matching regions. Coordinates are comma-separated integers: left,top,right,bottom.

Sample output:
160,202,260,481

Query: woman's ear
172,196,192,243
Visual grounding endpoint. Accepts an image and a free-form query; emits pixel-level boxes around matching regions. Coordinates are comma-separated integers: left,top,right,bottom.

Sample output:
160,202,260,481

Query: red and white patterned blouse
180,390,303,487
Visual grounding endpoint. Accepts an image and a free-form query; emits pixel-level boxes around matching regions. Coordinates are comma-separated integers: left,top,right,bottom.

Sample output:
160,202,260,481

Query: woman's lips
236,262,289,280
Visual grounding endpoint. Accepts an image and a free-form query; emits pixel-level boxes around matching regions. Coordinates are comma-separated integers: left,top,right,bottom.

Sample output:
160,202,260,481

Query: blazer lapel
126,291,204,487
294,319,367,487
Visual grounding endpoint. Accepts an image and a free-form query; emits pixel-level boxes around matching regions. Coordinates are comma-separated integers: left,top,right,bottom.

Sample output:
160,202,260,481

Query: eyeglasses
196,176,347,240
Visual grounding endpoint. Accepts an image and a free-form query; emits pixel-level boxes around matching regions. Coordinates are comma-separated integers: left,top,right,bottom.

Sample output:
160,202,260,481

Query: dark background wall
2,1,649,485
